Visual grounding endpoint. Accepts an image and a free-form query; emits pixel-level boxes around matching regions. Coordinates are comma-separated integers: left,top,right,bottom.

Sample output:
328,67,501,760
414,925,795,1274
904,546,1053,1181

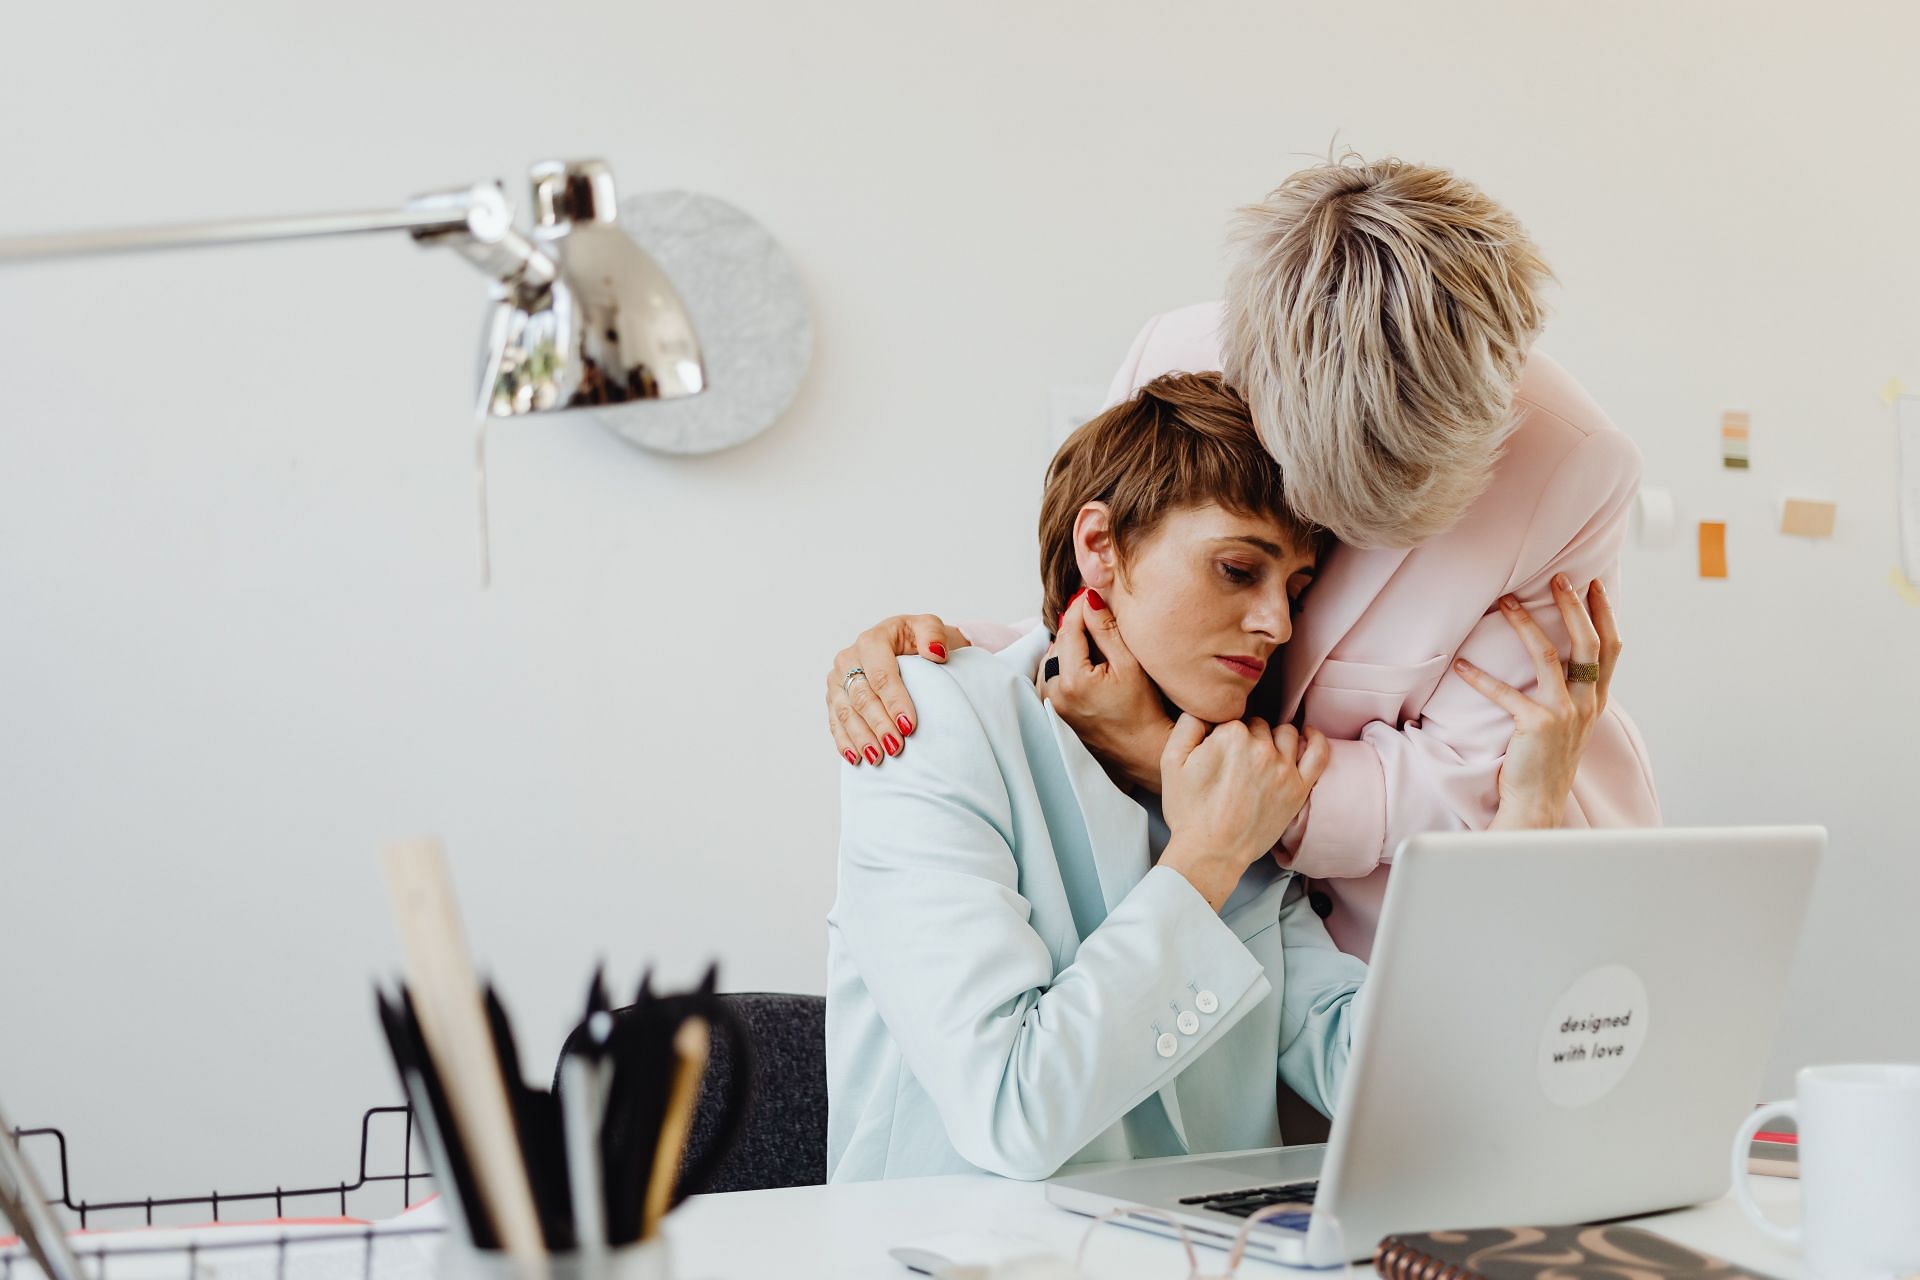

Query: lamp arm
0,180,556,288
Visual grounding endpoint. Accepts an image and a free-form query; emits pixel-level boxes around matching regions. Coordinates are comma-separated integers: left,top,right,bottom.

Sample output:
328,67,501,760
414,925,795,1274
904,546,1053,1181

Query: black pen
387,987,500,1249
483,984,574,1252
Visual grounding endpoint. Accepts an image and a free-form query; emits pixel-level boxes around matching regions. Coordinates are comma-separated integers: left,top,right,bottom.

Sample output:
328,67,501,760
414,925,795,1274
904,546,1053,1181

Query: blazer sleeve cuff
1277,737,1388,877
1108,866,1272,1062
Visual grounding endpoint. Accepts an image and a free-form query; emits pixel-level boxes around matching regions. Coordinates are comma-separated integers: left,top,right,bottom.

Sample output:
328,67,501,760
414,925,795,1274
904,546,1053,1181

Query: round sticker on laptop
1537,964,1650,1108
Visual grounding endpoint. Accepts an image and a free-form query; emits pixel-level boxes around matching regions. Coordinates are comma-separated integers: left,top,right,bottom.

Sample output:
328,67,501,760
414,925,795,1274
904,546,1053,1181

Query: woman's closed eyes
1217,561,1315,617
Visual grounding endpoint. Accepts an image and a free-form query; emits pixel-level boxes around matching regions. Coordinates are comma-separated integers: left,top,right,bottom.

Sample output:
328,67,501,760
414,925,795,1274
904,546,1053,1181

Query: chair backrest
554,991,827,1194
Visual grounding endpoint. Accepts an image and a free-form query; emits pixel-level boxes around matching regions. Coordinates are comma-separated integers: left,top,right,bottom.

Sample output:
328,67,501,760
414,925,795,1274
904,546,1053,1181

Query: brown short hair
1038,372,1320,628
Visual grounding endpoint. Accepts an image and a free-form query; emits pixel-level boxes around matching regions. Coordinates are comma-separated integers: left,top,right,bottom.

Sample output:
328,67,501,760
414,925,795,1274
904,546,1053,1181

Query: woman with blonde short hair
827,372,1620,1181
824,156,1656,963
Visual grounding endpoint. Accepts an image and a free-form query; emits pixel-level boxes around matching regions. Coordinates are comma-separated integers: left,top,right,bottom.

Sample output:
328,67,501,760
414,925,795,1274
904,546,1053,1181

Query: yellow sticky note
1893,568,1920,607
1699,522,1728,579
1881,378,1907,407
1780,499,1836,539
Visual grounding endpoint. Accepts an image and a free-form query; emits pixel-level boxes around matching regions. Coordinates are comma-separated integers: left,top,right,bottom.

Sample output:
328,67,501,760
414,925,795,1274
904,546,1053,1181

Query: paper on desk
0,1204,445,1280
1896,396,1920,582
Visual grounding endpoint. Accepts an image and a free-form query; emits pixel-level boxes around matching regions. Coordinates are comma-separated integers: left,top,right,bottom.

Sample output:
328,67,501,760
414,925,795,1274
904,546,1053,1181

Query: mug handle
1731,1101,1801,1245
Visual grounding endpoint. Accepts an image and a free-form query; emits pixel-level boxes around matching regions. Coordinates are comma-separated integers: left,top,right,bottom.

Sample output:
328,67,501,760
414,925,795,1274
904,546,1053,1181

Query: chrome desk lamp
0,158,706,418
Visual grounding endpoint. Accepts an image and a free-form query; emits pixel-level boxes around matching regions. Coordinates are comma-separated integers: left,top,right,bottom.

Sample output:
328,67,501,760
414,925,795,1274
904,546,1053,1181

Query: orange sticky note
1780,499,1836,538
1698,522,1728,578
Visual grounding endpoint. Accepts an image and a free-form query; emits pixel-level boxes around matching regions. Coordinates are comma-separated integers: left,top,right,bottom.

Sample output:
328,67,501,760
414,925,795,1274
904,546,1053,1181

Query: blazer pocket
1303,654,1452,738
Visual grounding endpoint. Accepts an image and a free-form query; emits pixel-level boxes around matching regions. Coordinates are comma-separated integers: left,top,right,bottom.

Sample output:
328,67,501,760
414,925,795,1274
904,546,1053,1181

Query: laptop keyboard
1178,1180,1320,1219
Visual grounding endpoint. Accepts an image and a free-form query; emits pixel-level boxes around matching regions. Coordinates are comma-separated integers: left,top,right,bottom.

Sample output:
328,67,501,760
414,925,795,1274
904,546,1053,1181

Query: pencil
383,838,546,1264
641,1018,710,1239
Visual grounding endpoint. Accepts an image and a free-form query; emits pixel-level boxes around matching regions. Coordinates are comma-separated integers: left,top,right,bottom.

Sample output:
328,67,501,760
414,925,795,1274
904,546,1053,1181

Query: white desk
2,1171,1802,1280
670,1171,1803,1279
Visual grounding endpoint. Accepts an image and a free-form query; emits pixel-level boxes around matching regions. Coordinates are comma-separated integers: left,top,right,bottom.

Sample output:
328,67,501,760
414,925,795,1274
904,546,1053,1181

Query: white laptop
1046,825,1825,1265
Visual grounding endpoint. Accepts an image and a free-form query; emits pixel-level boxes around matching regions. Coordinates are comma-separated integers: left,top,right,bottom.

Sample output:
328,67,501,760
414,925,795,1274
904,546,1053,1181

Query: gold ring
1566,661,1601,684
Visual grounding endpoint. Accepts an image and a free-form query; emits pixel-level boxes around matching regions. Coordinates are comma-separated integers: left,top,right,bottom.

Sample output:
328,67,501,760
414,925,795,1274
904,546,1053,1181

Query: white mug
1731,1063,1920,1279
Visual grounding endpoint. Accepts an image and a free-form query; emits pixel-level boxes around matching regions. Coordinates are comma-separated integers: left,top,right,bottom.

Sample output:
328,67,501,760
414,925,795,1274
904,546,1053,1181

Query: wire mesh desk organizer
0,1105,446,1280
0,839,739,1280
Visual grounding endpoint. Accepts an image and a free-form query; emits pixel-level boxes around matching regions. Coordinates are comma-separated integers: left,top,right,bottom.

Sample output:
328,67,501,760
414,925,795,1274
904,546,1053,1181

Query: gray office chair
556,991,828,1194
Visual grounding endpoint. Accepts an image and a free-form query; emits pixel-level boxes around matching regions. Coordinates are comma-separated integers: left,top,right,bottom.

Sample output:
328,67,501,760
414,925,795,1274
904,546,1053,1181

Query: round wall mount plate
593,190,812,454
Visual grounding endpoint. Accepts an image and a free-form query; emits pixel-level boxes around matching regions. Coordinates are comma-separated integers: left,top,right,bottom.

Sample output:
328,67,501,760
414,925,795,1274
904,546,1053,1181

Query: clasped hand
1158,715,1330,912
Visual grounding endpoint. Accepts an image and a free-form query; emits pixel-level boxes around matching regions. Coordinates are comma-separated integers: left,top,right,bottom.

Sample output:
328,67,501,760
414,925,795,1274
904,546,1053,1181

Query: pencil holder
438,1240,674,1280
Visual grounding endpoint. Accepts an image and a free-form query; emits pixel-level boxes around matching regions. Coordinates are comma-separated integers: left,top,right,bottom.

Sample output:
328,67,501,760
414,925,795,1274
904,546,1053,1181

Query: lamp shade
479,160,706,418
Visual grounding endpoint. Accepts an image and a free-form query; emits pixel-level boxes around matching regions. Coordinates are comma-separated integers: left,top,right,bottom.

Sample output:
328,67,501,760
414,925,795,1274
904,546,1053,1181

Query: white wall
2,0,1916,1210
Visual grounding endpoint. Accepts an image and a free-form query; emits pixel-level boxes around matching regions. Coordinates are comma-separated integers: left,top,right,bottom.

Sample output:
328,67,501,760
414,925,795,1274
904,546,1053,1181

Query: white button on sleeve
1155,1032,1179,1059
1176,1010,1200,1036
1194,990,1219,1015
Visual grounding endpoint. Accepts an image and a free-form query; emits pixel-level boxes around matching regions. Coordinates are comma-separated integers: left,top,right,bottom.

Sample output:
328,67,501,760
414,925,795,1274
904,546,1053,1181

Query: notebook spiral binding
1373,1238,1471,1280
3,1106,445,1280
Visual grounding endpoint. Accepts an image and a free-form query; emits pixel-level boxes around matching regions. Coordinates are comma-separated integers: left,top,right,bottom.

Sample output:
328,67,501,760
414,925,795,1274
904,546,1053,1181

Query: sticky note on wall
1897,395,1920,581
1699,521,1728,578
1780,499,1836,538
1893,568,1920,608
1721,411,1750,469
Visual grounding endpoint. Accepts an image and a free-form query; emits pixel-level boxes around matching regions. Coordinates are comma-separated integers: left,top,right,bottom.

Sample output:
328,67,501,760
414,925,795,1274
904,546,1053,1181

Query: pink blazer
971,302,1660,958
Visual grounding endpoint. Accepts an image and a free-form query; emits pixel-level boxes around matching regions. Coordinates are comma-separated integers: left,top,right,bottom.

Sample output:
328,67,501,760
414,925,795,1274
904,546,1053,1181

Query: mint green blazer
826,627,1367,1182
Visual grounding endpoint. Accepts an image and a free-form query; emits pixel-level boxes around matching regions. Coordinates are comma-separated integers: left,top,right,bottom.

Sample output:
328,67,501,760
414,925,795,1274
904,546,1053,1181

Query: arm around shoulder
835,660,1269,1178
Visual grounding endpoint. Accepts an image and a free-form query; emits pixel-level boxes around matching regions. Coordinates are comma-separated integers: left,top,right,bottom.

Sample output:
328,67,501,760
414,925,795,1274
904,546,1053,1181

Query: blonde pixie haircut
1038,372,1322,630
1222,156,1553,549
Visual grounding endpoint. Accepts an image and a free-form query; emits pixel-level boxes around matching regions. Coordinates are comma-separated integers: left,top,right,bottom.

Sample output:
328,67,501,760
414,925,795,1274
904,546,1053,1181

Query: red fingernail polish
897,714,914,737
1086,588,1106,612
864,745,882,765
1057,586,1089,629
929,642,947,660
844,750,860,766
883,734,901,756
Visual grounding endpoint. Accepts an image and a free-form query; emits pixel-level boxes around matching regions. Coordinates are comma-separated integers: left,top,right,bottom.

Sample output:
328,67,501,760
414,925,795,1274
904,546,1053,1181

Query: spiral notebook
1374,1224,1780,1280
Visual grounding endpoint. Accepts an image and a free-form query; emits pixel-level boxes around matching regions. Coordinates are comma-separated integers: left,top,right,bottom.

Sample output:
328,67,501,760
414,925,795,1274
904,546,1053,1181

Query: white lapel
1041,698,1190,1147
1002,624,1153,916
1044,703,1150,919
1281,543,1414,721
990,624,1053,683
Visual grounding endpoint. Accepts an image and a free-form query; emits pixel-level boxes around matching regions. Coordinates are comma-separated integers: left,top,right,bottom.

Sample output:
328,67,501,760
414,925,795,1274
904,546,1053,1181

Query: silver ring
842,666,868,693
